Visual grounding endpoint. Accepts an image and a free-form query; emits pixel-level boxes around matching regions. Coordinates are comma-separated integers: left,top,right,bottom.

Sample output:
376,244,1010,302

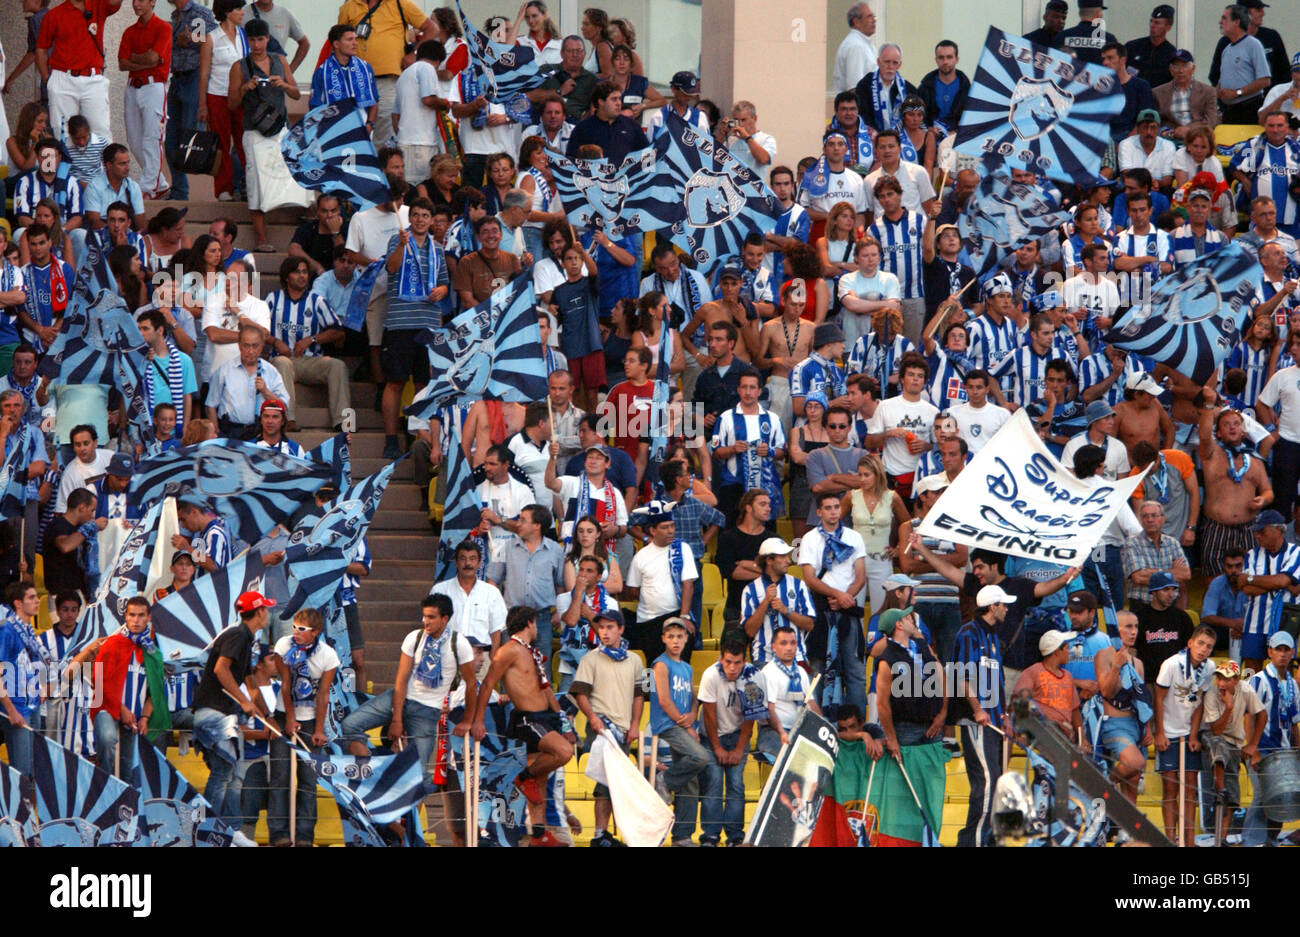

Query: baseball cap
1292,52,1300,71
107,453,134,478
1214,660,1241,679
935,223,959,238
260,398,286,415
1251,509,1287,531
1270,631,1296,649
983,272,1013,298
1091,174,1121,188
757,537,794,557
718,266,743,282
1151,4,1175,21
1044,0,1068,11
1148,570,1179,592
592,608,625,627
662,615,691,633
1084,400,1114,425
1038,629,1078,656
670,71,700,94
1172,48,1194,63
1067,592,1098,613
235,591,276,613
1124,371,1163,396
1239,0,1267,9
913,473,949,497
878,606,914,636
584,444,610,458
1136,108,1161,125
1078,0,1104,7
170,551,195,566
976,585,1018,607
883,573,922,589
1187,187,1212,202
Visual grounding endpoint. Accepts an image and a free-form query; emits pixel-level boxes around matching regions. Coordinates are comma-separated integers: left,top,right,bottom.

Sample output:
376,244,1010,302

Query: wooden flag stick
222,689,284,738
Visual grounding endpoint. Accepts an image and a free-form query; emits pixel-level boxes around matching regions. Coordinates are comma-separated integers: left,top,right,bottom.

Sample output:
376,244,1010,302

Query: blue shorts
1241,631,1269,662
1099,714,1143,757
1156,737,1202,774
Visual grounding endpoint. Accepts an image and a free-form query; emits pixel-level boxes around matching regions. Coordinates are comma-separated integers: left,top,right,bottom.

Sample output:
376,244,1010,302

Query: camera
256,76,270,85
355,21,371,39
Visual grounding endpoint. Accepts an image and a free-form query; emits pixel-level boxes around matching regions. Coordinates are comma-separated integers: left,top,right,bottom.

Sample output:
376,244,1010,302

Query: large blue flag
1103,241,1258,385
132,737,235,847
37,289,149,385
407,271,547,417
960,163,1073,280
283,99,393,210
0,763,37,847
655,110,783,271
72,227,117,304
307,431,351,489
132,441,335,544
0,425,32,519
549,145,673,239
455,0,549,101
433,420,483,583
344,259,384,332
312,747,432,824
450,702,528,847
29,729,146,846
153,554,268,670
954,27,1124,185
69,500,166,652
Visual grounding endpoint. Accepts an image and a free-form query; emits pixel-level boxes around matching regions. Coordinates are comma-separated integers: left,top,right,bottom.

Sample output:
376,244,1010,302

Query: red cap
235,591,276,613
260,398,287,415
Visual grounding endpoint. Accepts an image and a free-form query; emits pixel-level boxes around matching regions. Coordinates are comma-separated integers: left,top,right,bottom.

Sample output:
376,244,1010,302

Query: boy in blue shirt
650,617,711,846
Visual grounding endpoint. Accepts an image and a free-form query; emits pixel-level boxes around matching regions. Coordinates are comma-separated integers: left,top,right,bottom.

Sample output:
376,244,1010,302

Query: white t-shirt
555,474,628,540
272,636,341,721
798,169,867,216
837,268,900,351
948,400,1010,453
866,395,938,476
345,204,410,263
1155,650,1215,739
449,79,523,156
1061,432,1131,481
55,448,114,513
478,476,535,561
428,576,507,647
1116,135,1175,180
1259,365,1300,442
1260,82,1300,121
626,540,697,622
507,433,552,506
1171,149,1225,182
402,628,475,710
201,295,271,379
759,659,814,731
393,60,449,147
865,162,937,215
729,130,777,187
697,663,745,736
1062,274,1120,328
796,524,867,598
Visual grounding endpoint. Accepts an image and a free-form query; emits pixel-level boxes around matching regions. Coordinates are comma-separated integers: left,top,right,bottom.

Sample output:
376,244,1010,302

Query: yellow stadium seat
776,518,794,543
787,564,804,580
701,563,724,613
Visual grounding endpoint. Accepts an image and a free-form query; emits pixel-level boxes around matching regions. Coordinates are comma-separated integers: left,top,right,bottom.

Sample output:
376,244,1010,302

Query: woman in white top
183,235,228,385
506,1,562,67
197,0,250,201
580,8,614,79
841,452,910,613
516,136,565,262
630,290,684,379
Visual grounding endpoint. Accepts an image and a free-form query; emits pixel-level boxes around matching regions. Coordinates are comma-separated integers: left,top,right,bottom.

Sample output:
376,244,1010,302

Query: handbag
241,57,286,137
168,126,219,175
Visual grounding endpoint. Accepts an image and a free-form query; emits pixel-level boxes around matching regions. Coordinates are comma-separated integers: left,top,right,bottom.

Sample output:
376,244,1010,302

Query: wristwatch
1236,88,1243,97
1248,573,1256,584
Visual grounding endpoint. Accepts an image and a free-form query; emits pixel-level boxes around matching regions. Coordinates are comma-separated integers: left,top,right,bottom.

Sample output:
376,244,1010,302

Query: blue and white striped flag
450,702,528,847
408,271,547,417
456,0,549,100
69,501,166,653
29,729,146,846
344,260,384,332
1103,240,1258,385
433,420,483,583
960,162,1072,280
306,431,351,489
283,100,393,210
0,763,37,846
36,289,149,386
72,233,117,305
955,27,1124,185
0,426,31,519
655,110,783,272
153,554,268,671
132,737,234,847
132,441,335,544
313,747,431,824
549,145,671,239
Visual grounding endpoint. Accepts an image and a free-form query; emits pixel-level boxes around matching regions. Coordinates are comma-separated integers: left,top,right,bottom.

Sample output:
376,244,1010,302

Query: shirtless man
682,268,762,366
756,283,815,437
1199,388,1273,578
1091,611,1152,804
1113,371,1174,458
470,605,576,847
1152,363,1205,430
463,399,527,466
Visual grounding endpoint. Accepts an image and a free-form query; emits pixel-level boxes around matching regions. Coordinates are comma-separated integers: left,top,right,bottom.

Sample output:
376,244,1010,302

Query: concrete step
366,559,438,581
352,581,433,603
370,511,435,531
296,381,378,409
155,200,310,226
296,430,390,459
353,602,429,626
353,457,413,480
295,406,384,430
367,533,437,560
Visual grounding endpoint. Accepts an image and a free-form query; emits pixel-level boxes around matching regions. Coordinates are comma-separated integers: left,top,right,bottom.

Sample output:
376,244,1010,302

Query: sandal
255,243,276,253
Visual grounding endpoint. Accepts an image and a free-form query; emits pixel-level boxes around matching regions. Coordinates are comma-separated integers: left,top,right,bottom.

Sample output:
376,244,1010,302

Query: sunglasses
292,624,316,634
827,423,849,429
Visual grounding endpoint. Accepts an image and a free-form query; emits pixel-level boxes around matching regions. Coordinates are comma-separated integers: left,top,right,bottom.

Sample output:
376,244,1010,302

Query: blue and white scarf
648,378,671,469
414,630,449,688
459,67,487,130
143,343,187,435
599,638,629,662
870,71,907,134
283,635,320,702
775,658,804,694
78,520,101,591
720,661,769,721
899,130,920,165
669,538,685,606
396,231,441,302
1148,453,1170,504
728,409,785,516
319,53,377,109
828,115,874,167
118,624,156,654
800,153,834,198
526,165,554,208
8,611,51,667
1221,441,1253,484
818,524,855,574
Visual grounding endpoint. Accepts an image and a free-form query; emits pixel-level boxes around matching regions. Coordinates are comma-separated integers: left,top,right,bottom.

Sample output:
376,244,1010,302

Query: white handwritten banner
917,409,1147,564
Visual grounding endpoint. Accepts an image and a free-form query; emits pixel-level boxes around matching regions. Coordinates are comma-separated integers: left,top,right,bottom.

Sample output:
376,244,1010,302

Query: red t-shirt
37,0,114,71
120,14,172,85
601,379,656,465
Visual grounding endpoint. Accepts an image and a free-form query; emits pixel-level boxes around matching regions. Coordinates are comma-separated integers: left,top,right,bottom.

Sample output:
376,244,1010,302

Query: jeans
701,730,747,842
193,706,241,820
915,601,962,663
809,604,867,721
0,712,35,775
339,689,441,782
238,758,269,837
1242,761,1283,846
659,724,712,842
93,710,136,778
165,71,200,199
269,714,318,845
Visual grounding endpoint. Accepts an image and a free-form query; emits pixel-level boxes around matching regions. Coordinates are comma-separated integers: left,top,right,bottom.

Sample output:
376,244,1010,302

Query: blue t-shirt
551,276,602,359
1064,627,1112,683
0,624,37,718
932,76,959,125
649,653,694,735
1005,556,1084,612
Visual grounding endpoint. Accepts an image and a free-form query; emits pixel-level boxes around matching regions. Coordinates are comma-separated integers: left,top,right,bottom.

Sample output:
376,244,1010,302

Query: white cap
976,585,1019,608
913,473,950,497
1038,630,1078,656
757,537,794,557
1124,371,1163,397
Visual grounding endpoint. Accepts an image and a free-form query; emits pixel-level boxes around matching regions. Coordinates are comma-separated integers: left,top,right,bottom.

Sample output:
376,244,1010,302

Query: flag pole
472,739,481,847
221,689,285,738
290,744,298,846
462,735,473,847
1178,738,1186,848
937,167,949,196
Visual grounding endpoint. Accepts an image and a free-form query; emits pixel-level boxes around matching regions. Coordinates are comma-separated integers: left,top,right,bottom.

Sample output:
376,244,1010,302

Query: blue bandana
819,524,855,573
414,630,449,688
283,634,319,702
599,638,629,662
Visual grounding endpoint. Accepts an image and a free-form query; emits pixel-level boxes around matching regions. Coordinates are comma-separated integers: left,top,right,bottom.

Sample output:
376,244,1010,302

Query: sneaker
671,838,698,847
383,439,403,461
1225,834,1243,846
590,831,620,847
515,774,544,805
699,835,719,847
232,831,259,847
654,770,671,804
528,830,569,847
1194,834,1216,847
217,191,233,202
